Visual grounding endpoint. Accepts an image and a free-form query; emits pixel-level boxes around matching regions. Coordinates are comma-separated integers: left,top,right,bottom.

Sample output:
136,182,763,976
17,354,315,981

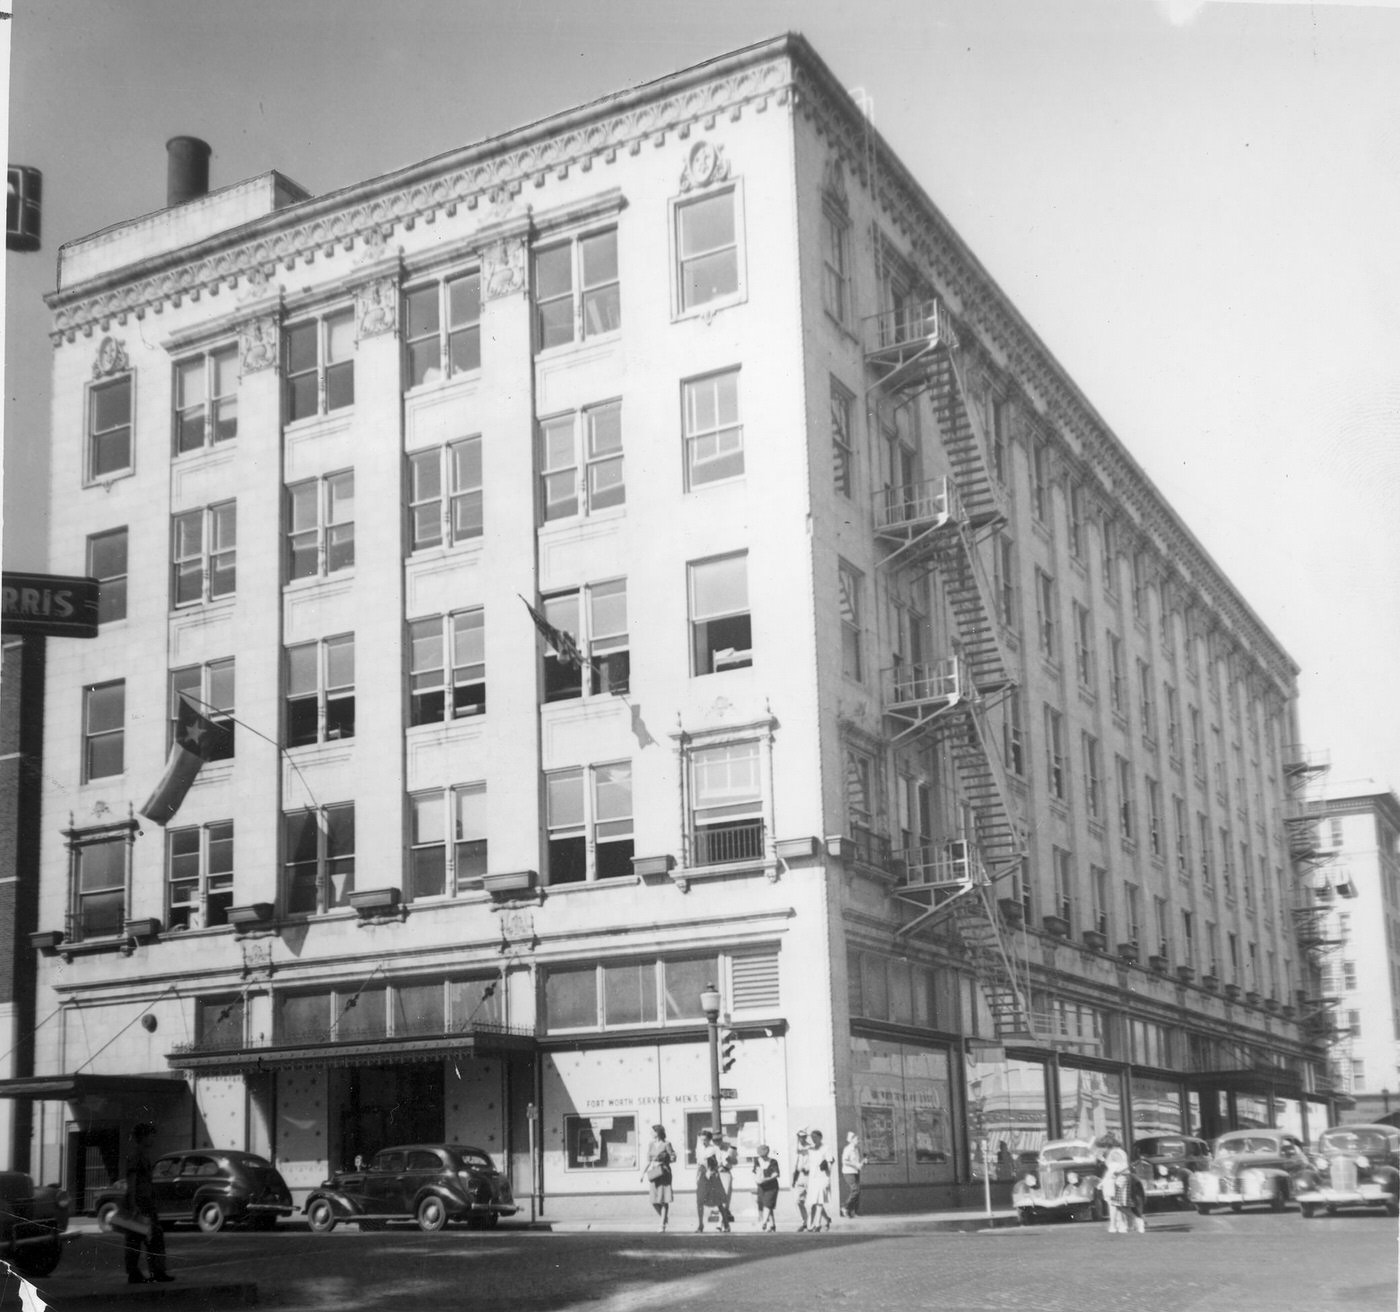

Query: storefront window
1275,1097,1305,1141
545,964,598,1030
684,1108,761,1165
851,1038,954,1182
337,984,386,1040
564,1113,637,1170
967,1055,1048,1172
448,977,503,1030
1235,1094,1270,1129
1058,1065,1124,1145
662,957,719,1020
1129,1075,1185,1139
395,982,445,1035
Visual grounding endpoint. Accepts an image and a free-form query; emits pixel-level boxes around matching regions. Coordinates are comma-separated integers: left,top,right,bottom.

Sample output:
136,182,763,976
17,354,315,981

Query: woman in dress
754,1143,781,1231
641,1124,677,1231
805,1129,834,1232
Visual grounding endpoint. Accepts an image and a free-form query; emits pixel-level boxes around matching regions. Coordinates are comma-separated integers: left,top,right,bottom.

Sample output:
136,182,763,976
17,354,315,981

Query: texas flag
140,695,228,825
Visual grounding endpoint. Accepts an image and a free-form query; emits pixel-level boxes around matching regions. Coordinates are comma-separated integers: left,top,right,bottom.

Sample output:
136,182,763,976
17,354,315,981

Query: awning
169,1029,537,1075
1185,1067,1308,1099
0,1073,186,1101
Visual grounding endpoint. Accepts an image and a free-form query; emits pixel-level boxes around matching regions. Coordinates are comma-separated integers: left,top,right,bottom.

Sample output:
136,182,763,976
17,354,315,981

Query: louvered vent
731,950,780,1011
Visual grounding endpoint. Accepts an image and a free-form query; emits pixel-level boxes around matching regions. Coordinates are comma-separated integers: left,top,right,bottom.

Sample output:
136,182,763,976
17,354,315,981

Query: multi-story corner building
5,35,1332,1217
1298,782,1400,1118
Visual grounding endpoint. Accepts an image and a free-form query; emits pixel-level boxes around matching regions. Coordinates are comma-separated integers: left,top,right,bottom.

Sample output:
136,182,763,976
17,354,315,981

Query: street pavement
5,1205,1395,1311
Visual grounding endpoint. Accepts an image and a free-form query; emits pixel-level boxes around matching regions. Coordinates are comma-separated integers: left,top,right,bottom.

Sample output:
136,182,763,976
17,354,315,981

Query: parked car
304,1143,517,1233
1011,1140,1105,1224
0,1171,69,1278
1294,1124,1400,1218
1130,1135,1211,1211
93,1150,294,1233
1188,1129,1308,1214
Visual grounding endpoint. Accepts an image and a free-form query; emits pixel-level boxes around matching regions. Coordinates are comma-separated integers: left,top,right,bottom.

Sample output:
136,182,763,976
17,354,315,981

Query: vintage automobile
1011,1140,1106,1224
93,1149,294,1233
1294,1124,1400,1218
304,1143,517,1233
1130,1135,1211,1211
0,1170,70,1277
1188,1129,1308,1214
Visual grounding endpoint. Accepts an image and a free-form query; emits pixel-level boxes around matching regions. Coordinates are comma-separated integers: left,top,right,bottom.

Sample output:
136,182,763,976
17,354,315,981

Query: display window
850,1038,954,1181
563,1113,638,1170
1129,1075,1186,1139
1058,1066,1124,1145
683,1107,762,1166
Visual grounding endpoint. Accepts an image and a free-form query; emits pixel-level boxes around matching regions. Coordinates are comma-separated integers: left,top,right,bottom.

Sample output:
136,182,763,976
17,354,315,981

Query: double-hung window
1107,632,1125,715
545,761,634,883
287,472,354,580
84,680,125,780
1034,569,1057,660
1031,440,1049,523
1090,866,1109,937
1138,660,1156,740
1004,693,1025,777
87,528,128,623
167,821,234,930
533,228,619,350
1067,482,1085,559
71,831,130,939
408,609,485,724
541,581,628,702
830,379,854,497
1165,684,1181,757
285,310,354,421
821,207,850,326
1044,706,1066,802
174,346,238,452
839,561,863,682
283,802,355,914
994,534,1016,629
1053,847,1075,927
409,783,488,899
1116,755,1135,841
676,189,739,312
1147,777,1163,857
285,635,355,746
690,553,750,675
683,369,743,487
170,660,235,761
1174,797,1190,876
540,401,624,520
88,374,132,480
690,741,764,866
1073,602,1094,688
404,270,482,387
172,501,236,606
409,437,482,550
1082,733,1102,819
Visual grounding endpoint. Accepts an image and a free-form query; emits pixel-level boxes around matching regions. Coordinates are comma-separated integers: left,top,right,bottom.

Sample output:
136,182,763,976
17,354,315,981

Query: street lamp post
701,983,723,1137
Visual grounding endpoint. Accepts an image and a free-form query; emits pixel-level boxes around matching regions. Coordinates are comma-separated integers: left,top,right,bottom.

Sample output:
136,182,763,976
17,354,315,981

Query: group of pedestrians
641,1123,869,1233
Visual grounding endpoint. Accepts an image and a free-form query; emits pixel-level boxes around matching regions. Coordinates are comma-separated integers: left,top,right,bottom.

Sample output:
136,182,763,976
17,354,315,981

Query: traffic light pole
701,983,722,1135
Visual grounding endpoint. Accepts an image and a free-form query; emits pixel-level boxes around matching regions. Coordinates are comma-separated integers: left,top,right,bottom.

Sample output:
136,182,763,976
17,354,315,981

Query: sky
4,0,1398,797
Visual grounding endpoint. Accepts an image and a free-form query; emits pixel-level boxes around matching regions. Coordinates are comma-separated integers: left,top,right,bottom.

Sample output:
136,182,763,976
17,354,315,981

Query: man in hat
792,1128,812,1231
123,1122,173,1284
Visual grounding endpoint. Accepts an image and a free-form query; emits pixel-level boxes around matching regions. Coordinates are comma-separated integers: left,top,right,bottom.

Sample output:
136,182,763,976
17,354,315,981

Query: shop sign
1,572,99,638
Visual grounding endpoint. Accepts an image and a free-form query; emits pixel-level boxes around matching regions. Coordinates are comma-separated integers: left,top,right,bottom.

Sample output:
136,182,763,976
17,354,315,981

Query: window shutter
731,950,779,1011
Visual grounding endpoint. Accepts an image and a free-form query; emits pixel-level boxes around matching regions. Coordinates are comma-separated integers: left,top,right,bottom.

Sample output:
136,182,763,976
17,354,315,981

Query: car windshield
1041,1143,1092,1162
1135,1137,1189,1158
1319,1128,1398,1156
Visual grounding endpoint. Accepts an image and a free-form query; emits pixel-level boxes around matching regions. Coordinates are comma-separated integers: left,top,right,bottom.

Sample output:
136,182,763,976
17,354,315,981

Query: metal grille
731,951,779,1011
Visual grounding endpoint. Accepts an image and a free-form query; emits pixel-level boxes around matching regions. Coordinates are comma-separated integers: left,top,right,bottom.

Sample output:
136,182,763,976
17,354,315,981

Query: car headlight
1024,1173,1038,1189
1356,1156,1370,1169
1313,1155,1328,1171
1066,1172,1080,1185
1157,1165,1168,1177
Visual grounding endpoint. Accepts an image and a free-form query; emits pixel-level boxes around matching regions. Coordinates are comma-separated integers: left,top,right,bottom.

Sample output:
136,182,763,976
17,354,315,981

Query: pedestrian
1100,1147,1145,1235
122,1122,173,1285
641,1124,677,1232
792,1128,812,1231
805,1129,834,1232
840,1130,867,1217
694,1127,730,1232
718,1139,738,1231
754,1144,781,1230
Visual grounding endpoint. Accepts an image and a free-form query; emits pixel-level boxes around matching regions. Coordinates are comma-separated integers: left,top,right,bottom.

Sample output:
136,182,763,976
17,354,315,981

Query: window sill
171,595,237,619
407,538,485,566
82,469,135,491
544,875,642,895
537,505,628,535
670,858,777,892
283,408,354,439
1086,818,1106,841
283,571,355,594
403,368,483,401
533,331,622,365
672,292,747,325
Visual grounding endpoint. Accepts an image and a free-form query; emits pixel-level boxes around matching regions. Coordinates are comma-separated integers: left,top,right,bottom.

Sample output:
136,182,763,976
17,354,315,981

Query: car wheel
417,1196,448,1233
1300,1202,1319,1219
306,1199,338,1234
1195,1203,1213,1216
196,1200,228,1234
14,1237,63,1279
95,1201,120,1233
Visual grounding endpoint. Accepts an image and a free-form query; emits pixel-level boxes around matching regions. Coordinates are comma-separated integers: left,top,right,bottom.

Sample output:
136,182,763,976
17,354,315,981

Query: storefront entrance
336,1065,444,1169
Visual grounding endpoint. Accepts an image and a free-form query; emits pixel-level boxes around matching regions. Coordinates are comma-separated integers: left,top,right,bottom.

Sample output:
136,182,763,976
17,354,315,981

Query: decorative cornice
46,48,794,342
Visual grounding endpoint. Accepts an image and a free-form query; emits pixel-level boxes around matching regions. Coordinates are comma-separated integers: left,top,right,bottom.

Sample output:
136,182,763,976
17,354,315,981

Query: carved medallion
92,336,129,379
483,235,526,301
239,315,279,374
680,139,731,193
356,277,398,338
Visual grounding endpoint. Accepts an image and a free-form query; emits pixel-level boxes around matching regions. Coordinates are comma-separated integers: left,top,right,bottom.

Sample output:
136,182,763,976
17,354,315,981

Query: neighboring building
1301,781,1400,1119
0,635,44,1170
7,35,1332,1217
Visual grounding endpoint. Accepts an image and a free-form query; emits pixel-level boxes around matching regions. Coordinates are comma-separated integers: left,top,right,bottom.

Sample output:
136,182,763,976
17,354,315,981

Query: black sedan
304,1144,517,1233
94,1149,294,1233
1131,1135,1211,1210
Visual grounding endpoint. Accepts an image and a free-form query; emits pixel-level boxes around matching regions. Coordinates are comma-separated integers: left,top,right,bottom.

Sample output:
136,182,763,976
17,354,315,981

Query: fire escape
864,296,1038,1043
1281,744,1352,1092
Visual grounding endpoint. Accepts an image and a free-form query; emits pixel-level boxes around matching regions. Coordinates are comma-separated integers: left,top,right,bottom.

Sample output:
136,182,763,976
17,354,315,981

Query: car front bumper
1295,1184,1392,1207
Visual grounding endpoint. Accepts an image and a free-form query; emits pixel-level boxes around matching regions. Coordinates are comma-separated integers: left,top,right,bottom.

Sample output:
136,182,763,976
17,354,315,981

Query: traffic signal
7,167,42,253
720,1027,739,1073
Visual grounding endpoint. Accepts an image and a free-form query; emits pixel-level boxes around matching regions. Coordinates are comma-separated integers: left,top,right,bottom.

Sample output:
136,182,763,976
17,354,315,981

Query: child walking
1100,1147,1145,1235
